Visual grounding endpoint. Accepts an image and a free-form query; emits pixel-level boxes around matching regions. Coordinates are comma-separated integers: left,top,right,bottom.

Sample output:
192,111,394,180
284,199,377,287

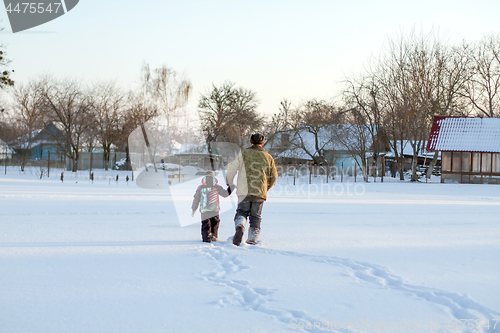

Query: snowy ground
1,168,500,333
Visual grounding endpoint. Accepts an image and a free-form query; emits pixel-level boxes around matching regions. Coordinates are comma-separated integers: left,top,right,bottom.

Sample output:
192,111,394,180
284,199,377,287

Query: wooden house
426,116,500,184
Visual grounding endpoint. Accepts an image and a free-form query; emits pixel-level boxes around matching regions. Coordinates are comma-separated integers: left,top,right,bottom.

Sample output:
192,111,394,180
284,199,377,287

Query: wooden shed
426,116,500,184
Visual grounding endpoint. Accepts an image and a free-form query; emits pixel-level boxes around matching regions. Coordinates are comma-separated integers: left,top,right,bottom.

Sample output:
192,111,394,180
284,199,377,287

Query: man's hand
191,210,196,217
227,184,236,195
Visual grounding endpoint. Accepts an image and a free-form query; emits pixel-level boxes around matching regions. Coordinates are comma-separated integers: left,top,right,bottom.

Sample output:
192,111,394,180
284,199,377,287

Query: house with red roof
426,116,500,184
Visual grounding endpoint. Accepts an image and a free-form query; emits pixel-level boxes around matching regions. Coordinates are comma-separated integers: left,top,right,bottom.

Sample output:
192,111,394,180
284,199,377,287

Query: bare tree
42,79,92,172
463,34,500,118
263,99,292,152
370,30,469,181
342,75,386,181
116,90,160,169
228,85,263,145
141,63,191,152
287,99,338,166
198,82,234,146
90,81,124,170
423,43,472,178
11,79,47,170
199,81,262,149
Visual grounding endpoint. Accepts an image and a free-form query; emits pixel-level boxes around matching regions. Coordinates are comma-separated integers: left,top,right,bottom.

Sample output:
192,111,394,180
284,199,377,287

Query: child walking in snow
191,171,233,243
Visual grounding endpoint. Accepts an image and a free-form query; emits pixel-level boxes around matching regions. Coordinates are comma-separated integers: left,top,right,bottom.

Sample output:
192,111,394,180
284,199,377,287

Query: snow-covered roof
275,148,313,161
9,122,66,149
384,140,431,158
426,117,500,153
267,126,373,153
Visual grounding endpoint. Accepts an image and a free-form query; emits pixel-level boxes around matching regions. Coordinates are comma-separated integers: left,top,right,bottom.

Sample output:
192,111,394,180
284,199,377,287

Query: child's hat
202,170,217,186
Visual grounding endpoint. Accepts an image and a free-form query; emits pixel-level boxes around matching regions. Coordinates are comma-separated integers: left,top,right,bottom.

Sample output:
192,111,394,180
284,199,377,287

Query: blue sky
1,0,500,116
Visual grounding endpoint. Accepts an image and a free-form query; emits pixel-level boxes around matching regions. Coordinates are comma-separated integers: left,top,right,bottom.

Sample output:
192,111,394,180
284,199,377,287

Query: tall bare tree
463,34,500,118
11,79,47,170
342,76,385,181
199,81,262,147
42,79,92,172
287,99,338,165
263,99,292,152
372,30,469,181
90,81,124,170
141,63,191,151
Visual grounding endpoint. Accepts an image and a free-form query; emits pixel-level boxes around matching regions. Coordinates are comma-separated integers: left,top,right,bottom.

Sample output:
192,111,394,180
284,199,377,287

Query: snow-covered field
1,169,500,333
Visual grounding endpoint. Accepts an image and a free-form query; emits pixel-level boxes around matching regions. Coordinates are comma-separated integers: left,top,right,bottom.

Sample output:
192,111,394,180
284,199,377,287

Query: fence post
89,151,93,180
309,161,312,184
294,161,296,185
341,162,344,183
4,147,7,175
326,162,329,183
381,155,384,183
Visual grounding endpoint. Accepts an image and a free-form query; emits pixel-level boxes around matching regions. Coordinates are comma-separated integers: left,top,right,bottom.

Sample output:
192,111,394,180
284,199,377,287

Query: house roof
275,148,313,161
9,122,65,149
266,126,375,153
426,116,500,153
383,140,436,159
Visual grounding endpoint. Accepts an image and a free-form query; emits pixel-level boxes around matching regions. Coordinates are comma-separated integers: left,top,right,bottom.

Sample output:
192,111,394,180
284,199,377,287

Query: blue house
10,122,66,161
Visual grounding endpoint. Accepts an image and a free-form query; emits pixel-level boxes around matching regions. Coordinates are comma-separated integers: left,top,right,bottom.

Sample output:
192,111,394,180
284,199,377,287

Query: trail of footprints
198,245,335,332
198,244,500,332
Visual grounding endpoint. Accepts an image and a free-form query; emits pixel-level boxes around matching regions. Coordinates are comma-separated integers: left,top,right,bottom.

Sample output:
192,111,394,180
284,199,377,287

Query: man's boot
233,216,246,246
233,226,244,246
246,227,260,245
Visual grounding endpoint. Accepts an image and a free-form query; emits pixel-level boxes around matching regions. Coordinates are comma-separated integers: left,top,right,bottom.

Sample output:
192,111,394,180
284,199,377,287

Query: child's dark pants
201,215,220,242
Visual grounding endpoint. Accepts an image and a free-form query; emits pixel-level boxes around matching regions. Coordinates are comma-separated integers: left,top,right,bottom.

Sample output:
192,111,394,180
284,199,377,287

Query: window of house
482,153,492,173
472,153,481,172
452,152,461,172
442,152,451,172
461,152,471,172
493,153,500,173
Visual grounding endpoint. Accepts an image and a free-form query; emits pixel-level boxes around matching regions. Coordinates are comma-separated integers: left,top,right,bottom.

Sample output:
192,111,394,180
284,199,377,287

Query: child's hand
227,184,236,195
191,210,196,217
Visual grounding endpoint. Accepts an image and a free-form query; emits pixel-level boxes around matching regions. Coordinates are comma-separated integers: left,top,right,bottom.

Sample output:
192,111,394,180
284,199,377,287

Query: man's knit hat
250,133,265,145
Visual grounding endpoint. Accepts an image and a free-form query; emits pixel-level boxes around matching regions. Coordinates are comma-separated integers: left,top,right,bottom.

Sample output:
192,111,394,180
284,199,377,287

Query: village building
265,127,383,177
9,122,66,162
426,116,500,184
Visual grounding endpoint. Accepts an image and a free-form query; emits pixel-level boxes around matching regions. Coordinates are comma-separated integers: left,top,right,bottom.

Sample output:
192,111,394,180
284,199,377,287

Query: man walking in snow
226,133,277,246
